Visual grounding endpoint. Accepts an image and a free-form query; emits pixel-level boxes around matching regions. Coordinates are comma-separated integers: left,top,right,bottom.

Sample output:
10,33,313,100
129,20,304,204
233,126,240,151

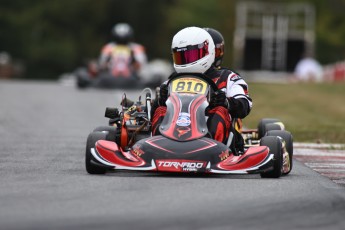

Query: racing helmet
204,28,225,67
171,27,215,73
111,23,134,44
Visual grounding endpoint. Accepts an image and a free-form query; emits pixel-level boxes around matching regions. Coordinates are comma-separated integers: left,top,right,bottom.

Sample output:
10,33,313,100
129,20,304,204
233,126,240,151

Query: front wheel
266,130,293,175
85,132,107,174
260,136,283,178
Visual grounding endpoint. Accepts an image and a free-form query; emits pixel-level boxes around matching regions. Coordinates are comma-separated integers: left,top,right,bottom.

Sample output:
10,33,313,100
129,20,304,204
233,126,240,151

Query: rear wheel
85,132,107,174
75,68,91,89
260,136,283,178
266,130,293,175
258,118,282,138
93,126,117,142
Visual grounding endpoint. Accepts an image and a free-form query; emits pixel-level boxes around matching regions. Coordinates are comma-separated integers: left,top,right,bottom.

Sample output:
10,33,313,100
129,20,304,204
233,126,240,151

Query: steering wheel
167,72,219,92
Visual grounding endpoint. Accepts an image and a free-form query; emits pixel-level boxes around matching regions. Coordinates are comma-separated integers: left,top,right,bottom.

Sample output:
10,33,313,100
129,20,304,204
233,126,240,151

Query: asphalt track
1,80,345,230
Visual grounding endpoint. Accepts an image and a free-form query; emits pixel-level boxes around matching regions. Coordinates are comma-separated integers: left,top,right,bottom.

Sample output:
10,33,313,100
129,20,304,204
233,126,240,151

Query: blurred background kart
72,58,172,89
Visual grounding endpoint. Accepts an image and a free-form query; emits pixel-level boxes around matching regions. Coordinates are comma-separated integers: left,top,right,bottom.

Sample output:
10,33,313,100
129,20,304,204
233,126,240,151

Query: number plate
171,77,208,95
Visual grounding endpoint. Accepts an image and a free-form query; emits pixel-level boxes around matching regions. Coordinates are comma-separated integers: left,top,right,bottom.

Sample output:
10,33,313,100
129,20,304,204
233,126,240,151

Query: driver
98,23,147,77
203,27,252,153
151,26,252,154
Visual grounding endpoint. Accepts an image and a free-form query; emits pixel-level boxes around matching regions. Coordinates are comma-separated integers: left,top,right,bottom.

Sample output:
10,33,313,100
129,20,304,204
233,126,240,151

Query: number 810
174,81,204,93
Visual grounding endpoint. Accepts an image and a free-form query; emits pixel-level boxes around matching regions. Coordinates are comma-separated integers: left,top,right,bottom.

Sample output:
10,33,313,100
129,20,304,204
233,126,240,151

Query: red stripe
214,122,224,143
218,146,269,170
188,95,207,140
152,106,167,135
295,148,345,184
146,139,175,153
162,93,180,138
96,141,145,166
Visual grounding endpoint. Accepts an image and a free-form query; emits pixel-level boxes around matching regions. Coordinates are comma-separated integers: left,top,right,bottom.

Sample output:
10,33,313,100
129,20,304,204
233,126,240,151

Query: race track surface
1,80,345,230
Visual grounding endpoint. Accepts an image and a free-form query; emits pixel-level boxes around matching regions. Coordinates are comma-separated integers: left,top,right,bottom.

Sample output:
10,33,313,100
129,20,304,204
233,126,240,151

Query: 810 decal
171,77,208,95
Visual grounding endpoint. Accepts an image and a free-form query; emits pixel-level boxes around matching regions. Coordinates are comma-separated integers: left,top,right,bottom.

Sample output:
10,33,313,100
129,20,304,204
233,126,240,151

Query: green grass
243,81,345,143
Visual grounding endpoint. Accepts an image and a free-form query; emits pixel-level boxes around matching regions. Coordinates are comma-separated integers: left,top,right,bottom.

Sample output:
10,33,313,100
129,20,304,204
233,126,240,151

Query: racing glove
228,97,251,119
158,83,169,106
209,90,229,109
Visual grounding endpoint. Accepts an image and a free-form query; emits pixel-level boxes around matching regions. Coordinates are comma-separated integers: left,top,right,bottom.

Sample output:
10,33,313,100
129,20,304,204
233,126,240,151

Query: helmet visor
172,41,209,65
215,43,224,58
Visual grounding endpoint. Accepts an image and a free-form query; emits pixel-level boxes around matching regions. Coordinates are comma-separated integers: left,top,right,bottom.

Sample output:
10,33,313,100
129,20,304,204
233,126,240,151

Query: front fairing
159,75,209,141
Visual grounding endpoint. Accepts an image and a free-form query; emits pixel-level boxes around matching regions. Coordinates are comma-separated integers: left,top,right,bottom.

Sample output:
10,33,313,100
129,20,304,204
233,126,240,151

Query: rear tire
265,123,283,133
266,130,293,174
260,136,283,178
258,118,281,138
85,132,107,174
93,126,117,142
75,68,91,89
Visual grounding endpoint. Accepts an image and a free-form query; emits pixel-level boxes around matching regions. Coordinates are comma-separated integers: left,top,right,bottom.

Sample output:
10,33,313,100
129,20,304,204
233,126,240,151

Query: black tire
266,130,293,175
85,132,107,174
260,136,283,178
258,118,281,138
265,123,283,133
75,68,92,89
92,126,117,142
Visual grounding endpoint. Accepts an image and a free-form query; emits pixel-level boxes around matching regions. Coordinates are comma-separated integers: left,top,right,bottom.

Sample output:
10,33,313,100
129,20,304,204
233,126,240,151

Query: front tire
85,132,107,174
260,136,283,178
266,130,293,175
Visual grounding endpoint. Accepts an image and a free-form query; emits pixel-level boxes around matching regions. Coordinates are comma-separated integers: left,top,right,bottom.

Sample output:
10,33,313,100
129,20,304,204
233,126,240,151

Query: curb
294,142,345,150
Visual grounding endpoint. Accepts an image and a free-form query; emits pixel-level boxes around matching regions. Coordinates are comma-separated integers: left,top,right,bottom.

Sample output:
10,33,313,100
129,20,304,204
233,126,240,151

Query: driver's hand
209,90,229,109
159,83,169,106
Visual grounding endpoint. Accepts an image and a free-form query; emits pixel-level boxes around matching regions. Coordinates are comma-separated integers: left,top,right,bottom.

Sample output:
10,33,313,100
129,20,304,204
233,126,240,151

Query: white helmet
171,27,215,73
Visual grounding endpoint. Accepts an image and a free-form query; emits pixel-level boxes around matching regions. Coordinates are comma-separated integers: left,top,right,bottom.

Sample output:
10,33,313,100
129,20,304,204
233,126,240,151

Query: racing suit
99,42,147,77
151,66,252,153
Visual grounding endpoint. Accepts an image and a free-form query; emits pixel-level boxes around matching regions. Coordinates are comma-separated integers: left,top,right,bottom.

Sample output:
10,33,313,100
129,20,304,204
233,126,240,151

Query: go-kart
75,45,143,89
76,69,142,89
75,63,164,89
85,73,293,178
75,47,165,89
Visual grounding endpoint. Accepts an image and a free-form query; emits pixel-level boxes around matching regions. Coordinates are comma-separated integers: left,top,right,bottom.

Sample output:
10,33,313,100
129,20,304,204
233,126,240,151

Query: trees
0,0,170,78
0,0,344,79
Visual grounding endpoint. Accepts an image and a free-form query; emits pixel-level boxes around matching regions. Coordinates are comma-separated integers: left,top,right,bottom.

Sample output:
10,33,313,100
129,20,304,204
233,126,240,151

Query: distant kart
75,47,167,89
76,68,144,89
85,73,293,178
75,63,165,89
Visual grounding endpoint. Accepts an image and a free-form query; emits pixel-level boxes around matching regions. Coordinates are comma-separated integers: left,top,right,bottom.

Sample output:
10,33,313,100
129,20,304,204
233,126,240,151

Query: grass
243,81,345,144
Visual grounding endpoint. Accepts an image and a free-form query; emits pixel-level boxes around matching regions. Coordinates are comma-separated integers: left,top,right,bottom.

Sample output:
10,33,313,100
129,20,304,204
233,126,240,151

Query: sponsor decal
219,149,230,161
156,160,206,172
176,112,191,127
132,145,144,157
230,74,240,81
176,127,191,137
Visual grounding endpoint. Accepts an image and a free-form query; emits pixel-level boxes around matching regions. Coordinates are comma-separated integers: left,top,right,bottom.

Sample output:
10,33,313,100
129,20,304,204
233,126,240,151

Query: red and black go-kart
85,73,293,178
